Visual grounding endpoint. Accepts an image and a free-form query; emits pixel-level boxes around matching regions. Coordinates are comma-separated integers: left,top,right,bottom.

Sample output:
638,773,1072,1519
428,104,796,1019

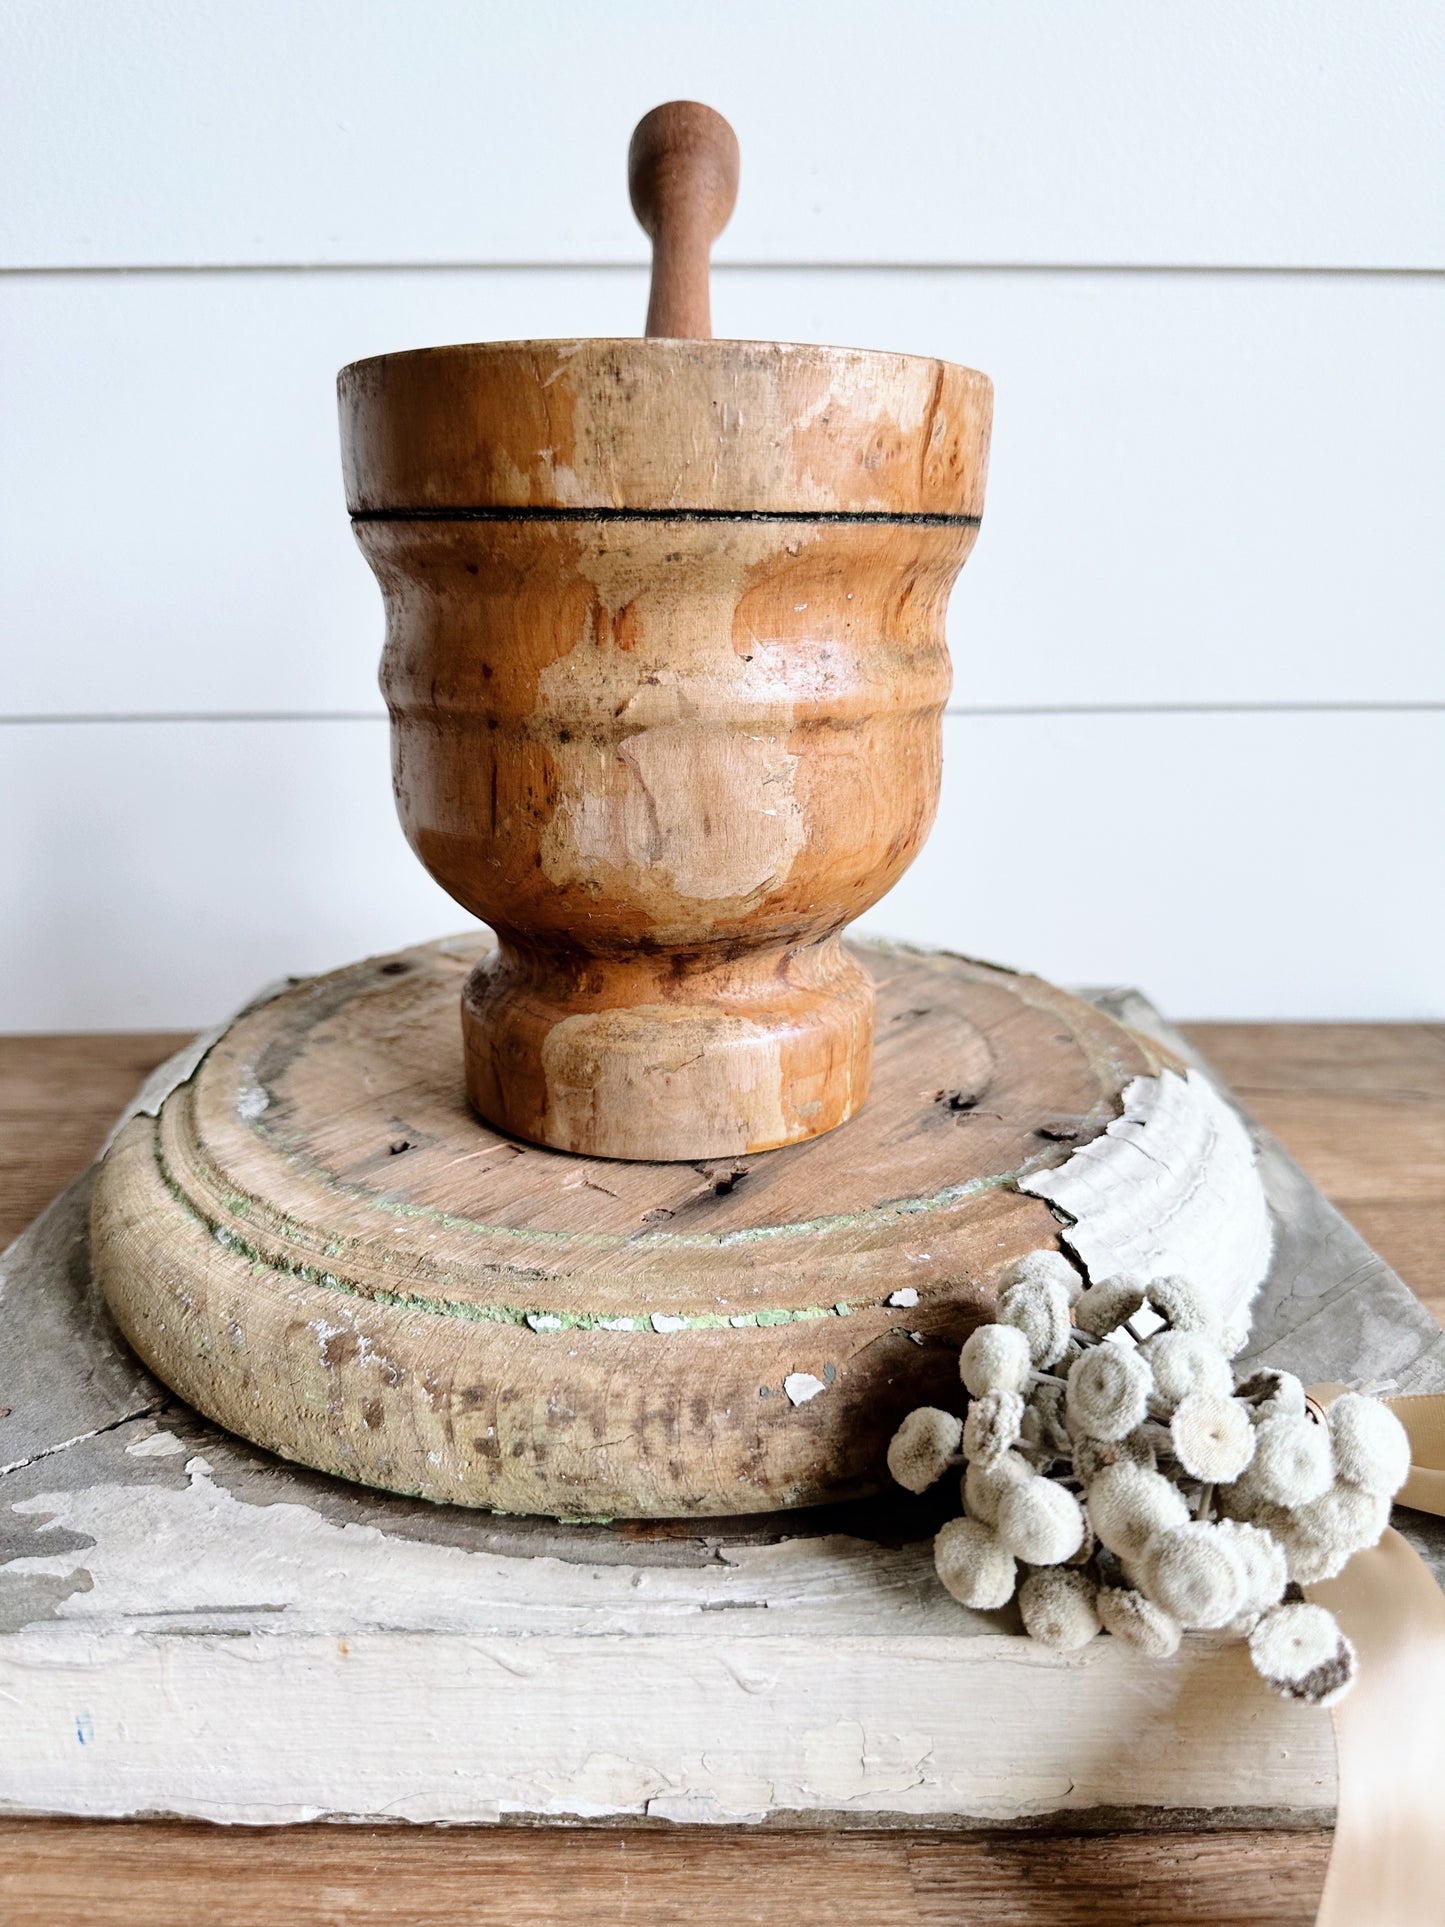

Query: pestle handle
628,102,739,339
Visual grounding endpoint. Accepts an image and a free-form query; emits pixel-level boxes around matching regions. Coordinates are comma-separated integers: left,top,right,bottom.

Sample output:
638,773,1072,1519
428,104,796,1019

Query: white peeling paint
793,1719,933,1803
1020,1067,1273,1329
100,981,288,1153
123,1431,185,1459
535,1750,670,1818
235,1077,269,1121
2,1461,980,1640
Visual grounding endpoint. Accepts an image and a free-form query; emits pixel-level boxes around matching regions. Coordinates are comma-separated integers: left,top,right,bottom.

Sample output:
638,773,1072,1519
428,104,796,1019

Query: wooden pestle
628,101,739,338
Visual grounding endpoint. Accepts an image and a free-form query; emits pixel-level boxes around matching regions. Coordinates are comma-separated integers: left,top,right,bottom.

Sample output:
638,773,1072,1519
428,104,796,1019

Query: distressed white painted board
3,1,1441,269
2,267,1441,716
0,1426,1341,1826
2,709,1441,1030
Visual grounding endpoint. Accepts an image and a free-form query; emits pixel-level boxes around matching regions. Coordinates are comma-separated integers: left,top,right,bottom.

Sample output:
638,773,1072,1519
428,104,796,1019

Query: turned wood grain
338,339,991,519
361,511,973,1159
2,1022,1435,1922
629,101,739,339
339,333,991,1159
0,1820,1331,1926
88,937,1165,1517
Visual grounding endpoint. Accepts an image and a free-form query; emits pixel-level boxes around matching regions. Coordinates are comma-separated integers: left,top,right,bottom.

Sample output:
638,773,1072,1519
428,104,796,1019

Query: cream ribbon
1306,1392,1445,1927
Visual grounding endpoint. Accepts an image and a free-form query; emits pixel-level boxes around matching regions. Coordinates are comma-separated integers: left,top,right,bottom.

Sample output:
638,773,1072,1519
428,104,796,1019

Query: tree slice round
91,936,1169,1519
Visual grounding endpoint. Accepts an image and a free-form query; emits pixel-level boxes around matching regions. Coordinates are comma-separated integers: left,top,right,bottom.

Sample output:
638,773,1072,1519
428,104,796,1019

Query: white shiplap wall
3,0,1442,1026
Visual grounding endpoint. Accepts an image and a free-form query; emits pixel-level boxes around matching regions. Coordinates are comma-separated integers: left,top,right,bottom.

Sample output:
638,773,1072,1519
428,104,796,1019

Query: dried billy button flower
1139,1329,1233,1415
1087,1463,1190,1559
1235,1367,1307,1424
1141,1521,1246,1629
886,1406,962,1494
998,1249,1085,1305
1073,1275,1148,1337
996,1277,1073,1369
963,1389,1026,1467
1018,1569,1100,1651
934,1516,1016,1611
1144,1275,1219,1338
1066,1343,1152,1442
1214,1518,1288,1623
1248,1602,1358,1707
1328,1392,1411,1498
1170,1392,1255,1482
1271,1482,1392,1586
1244,1415,1335,1508
963,1449,1035,1526
1096,1585,1182,1658
894,1251,1402,1708
995,1476,1087,1565
959,1322,1032,1398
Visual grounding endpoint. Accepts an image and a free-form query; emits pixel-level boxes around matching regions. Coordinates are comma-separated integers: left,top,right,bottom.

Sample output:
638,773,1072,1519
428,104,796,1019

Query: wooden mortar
339,105,992,1161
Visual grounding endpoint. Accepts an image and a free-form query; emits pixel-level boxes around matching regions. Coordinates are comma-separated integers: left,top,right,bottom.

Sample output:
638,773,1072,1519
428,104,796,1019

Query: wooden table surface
2,1023,1442,1926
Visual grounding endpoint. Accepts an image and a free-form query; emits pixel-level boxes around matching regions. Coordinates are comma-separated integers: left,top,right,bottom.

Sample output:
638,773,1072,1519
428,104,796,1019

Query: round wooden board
91,936,1169,1518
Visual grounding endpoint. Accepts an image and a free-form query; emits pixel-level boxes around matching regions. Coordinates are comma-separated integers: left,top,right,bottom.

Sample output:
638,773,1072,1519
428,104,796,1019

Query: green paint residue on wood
153,1137,925,1336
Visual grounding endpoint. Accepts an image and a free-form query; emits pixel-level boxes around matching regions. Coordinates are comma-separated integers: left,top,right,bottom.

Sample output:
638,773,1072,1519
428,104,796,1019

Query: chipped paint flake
124,1431,185,1459
784,1373,826,1406
795,1719,933,1803
235,1078,269,1121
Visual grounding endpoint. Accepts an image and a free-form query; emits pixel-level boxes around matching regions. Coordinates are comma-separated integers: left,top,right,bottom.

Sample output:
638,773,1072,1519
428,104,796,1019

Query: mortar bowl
340,339,991,1159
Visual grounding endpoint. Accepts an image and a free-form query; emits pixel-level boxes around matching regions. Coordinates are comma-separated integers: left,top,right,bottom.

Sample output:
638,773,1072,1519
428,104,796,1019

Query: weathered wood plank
0,1033,189,1247
906,1827,1330,1925
1183,1022,1445,1099
0,1819,1331,1926
1185,1022,1445,1324
1197,1092,1443,1206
